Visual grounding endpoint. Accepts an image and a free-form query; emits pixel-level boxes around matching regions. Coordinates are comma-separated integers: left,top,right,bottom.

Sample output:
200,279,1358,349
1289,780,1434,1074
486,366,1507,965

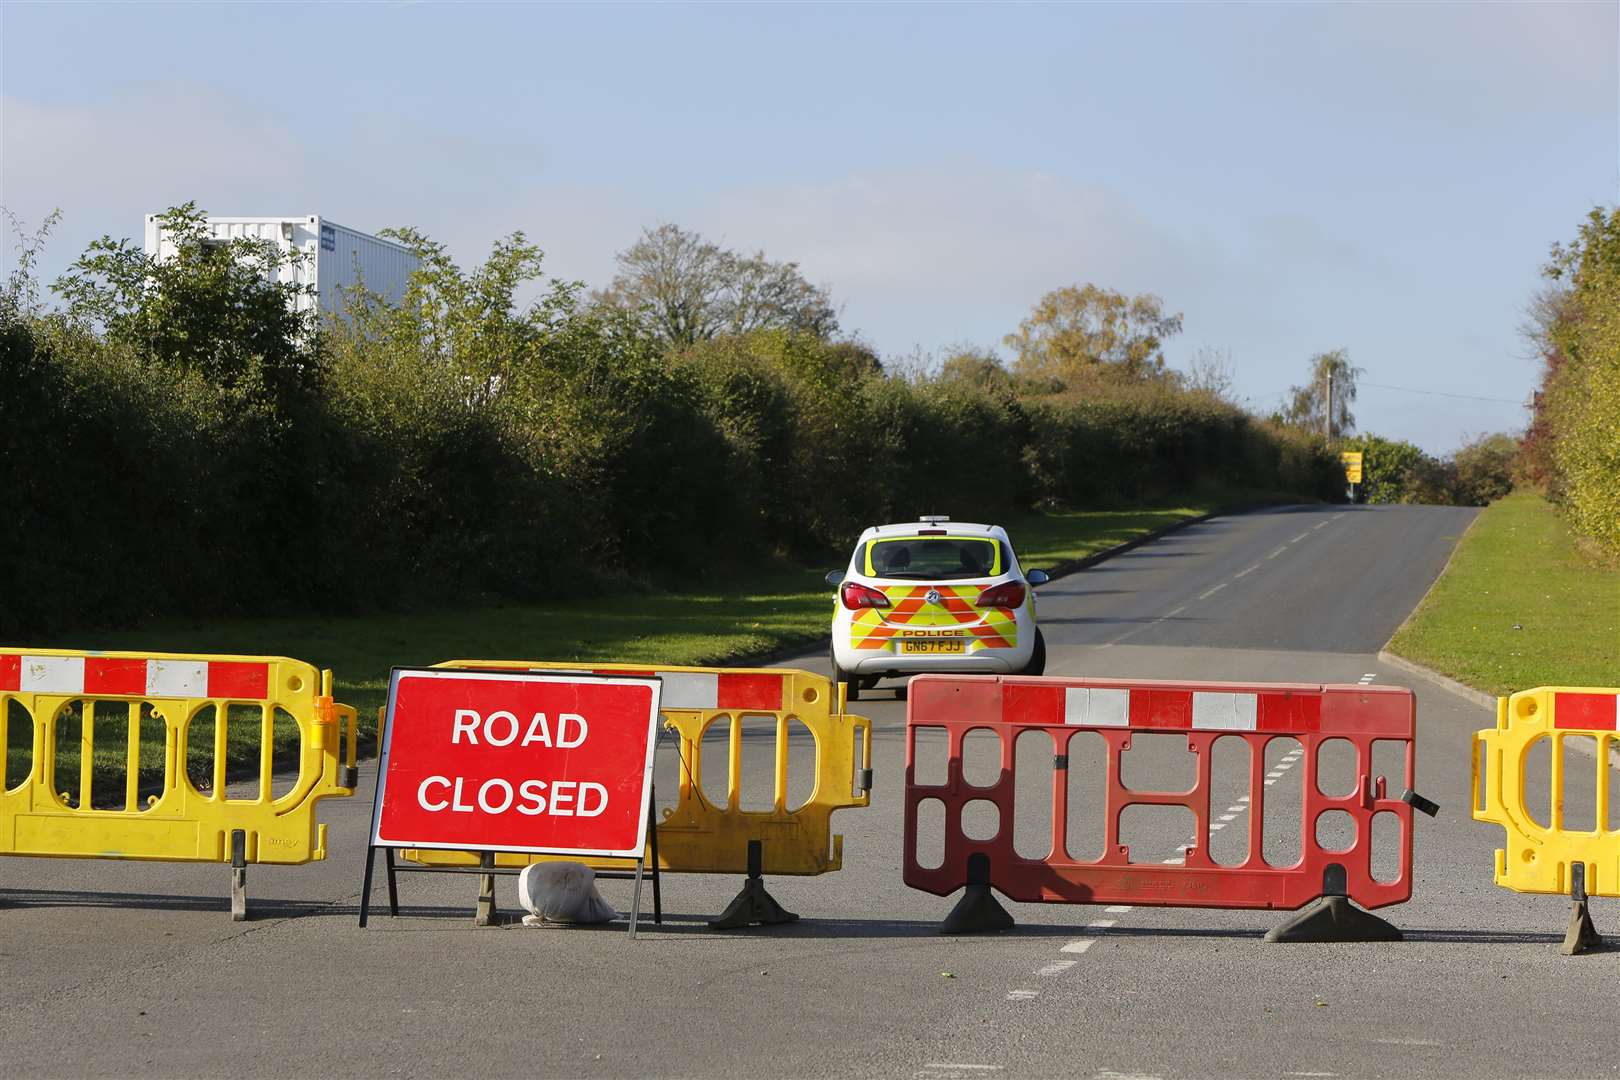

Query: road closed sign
370,668,661,858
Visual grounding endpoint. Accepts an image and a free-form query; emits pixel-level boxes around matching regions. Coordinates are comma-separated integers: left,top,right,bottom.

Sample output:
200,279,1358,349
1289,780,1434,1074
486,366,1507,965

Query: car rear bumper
835,643,1033,677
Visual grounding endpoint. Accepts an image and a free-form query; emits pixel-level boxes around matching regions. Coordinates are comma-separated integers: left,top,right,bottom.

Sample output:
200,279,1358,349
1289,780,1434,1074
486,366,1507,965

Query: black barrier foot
1561,865,1604,956
229,829,247,923
1265,896,1402,943
940,852,1014,936
1266,863,1401,943
1562,899,1602,956
709,840,799,930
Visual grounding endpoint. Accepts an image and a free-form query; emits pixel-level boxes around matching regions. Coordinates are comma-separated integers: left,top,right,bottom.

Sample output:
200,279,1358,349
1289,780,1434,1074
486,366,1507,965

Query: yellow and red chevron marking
849,586,1019,650
883,585,981,627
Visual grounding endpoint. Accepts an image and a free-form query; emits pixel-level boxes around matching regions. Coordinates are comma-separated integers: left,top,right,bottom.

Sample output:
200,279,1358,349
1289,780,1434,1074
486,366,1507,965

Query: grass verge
1388,490,1620,696
5,497,1269,789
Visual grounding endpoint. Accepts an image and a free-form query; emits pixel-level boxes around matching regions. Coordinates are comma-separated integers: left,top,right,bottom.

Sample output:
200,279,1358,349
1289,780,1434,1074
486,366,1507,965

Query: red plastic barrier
903,675,1420,931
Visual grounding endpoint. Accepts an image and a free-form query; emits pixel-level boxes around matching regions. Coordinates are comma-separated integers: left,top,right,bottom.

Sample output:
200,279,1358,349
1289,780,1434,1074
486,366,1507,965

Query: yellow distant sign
1340,451,1364,484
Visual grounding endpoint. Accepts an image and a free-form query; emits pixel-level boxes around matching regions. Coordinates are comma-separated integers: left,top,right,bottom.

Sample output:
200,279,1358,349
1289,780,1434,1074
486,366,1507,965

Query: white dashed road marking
1234,563,1261,578
1006,989,1040,1001
1104,905,1132,913
1038,960,1078,976
1197,583,1227,600
922,1067,1003,1075
1087,918,1117,929
1267,546,1289,559
1290,531,1311,543
1061,939,1096,954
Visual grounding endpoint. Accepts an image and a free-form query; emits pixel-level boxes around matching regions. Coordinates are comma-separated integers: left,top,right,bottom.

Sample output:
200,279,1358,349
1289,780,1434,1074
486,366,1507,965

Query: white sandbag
517,861,618,926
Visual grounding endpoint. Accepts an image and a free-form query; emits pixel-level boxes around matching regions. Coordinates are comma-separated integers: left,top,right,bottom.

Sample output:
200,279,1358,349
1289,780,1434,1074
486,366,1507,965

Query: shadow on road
0,887,468,921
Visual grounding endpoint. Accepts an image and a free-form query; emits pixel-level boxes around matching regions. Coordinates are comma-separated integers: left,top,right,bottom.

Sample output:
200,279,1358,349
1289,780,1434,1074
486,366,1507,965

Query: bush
1451,433,1518,507
1340,434,1430,504
1025,392,1339,507
1527,207,1620,554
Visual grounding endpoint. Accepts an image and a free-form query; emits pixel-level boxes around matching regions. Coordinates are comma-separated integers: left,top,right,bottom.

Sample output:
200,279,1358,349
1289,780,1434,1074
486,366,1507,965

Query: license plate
900,639,964,654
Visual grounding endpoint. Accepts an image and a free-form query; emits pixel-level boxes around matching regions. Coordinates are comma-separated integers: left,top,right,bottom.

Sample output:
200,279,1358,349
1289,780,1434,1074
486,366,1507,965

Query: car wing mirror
1026,569,1050,587
825,570,846,587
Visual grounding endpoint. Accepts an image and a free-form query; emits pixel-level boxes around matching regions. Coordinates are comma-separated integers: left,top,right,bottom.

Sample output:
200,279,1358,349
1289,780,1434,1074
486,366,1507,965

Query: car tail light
840,582,891,610
976,582,1026,609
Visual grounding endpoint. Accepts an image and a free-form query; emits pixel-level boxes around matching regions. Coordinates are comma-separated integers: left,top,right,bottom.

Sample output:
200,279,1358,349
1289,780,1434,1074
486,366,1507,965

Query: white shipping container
142,214,420,322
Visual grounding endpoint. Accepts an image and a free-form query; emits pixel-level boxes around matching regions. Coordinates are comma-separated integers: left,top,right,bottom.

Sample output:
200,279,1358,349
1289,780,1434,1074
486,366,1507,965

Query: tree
363,226,580,408
52,203,319,400
937,345,1012,391
592,223,838,347
1184,345,1236,400
1517,284,1574,491
1003,285,1183,388
1283,349,1361,437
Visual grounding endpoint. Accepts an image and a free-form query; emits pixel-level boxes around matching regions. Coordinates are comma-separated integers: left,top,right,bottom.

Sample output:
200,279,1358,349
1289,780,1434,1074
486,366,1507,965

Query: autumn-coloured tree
1003,285,1183,389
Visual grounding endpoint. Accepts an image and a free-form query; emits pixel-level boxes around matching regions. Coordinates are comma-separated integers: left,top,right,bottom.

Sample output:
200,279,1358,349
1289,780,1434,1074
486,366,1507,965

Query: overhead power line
1355,380,1527,406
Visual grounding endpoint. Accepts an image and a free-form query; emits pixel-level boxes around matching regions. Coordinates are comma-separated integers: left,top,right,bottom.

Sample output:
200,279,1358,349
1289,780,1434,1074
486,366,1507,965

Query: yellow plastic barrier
1474,685,1619,953
0,648,357,919
402,661,872,923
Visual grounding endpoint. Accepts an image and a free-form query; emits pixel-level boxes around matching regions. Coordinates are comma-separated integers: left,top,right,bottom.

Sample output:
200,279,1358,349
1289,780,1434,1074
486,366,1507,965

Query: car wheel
1023,629,1047,676
831,644,860,702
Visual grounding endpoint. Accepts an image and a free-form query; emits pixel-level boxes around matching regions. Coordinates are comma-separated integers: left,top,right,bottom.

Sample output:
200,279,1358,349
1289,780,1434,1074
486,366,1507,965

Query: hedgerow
0,214,1342,635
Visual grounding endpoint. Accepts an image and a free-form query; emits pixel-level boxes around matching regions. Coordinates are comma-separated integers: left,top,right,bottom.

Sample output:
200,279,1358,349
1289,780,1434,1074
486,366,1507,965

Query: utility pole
1326,370,1335,441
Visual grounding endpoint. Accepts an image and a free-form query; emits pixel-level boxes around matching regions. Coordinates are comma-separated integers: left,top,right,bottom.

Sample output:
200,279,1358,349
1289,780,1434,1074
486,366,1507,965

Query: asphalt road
5,503,1615,1080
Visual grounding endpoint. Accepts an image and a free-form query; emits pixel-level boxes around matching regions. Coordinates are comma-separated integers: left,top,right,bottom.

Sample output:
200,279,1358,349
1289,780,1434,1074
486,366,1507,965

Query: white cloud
2,86,307,252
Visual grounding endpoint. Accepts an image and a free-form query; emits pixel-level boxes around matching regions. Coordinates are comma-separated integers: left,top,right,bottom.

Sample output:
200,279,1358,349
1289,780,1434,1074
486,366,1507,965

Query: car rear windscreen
864,536,1001,580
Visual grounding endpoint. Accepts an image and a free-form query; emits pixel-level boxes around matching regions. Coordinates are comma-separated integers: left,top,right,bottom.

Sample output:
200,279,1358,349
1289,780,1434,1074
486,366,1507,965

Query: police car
827,516,1048,700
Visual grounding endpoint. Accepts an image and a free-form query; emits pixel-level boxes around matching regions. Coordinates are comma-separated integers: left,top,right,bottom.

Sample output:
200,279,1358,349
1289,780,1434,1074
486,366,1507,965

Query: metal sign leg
647,791,662,925
385,848,400,916
629,855,646,939
474,851,497,927
358,846,376,928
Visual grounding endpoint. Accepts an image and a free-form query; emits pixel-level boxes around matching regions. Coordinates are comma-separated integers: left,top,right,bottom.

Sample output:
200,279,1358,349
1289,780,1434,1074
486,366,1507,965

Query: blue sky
4,1,1615,452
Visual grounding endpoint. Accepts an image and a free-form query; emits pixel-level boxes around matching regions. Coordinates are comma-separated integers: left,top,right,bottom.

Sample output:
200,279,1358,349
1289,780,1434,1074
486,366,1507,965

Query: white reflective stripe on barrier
1191,692,1259,730
1063,687,1129,726
659,672,720,710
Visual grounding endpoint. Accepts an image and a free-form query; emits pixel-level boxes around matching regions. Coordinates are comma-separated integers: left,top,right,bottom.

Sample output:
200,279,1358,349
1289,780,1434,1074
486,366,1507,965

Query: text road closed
372,670,660,858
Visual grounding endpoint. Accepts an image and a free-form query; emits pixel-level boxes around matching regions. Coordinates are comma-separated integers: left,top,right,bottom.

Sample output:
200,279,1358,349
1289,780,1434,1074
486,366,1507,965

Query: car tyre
831,645,860,702
1023,629,1047,676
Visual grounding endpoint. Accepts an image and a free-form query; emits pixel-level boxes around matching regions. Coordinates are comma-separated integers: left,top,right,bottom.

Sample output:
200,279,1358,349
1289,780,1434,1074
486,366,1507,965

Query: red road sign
370,669,661,858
